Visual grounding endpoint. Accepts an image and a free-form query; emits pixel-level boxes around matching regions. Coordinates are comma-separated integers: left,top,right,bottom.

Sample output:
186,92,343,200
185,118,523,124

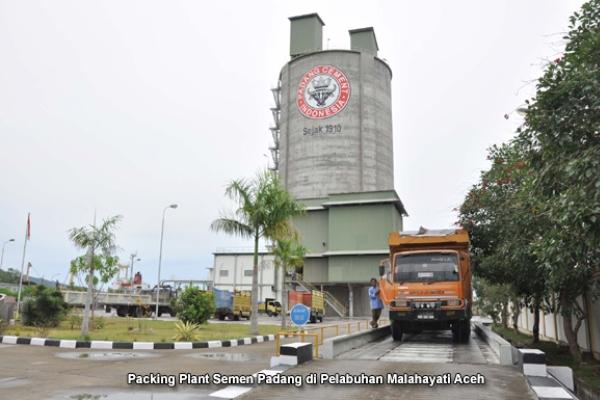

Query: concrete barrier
473,322,515,366
321,325,390,359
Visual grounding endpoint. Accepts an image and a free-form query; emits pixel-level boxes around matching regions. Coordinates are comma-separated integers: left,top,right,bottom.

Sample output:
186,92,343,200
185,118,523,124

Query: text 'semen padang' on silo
279,47,394,200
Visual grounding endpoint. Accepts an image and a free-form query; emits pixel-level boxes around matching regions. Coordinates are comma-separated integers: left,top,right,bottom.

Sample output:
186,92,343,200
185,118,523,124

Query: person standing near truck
368,278,383,328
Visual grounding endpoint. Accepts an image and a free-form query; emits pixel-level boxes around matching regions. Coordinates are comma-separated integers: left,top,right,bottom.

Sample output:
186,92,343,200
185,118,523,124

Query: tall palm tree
211,170,304,335
69,215,121,336
273,238,307,329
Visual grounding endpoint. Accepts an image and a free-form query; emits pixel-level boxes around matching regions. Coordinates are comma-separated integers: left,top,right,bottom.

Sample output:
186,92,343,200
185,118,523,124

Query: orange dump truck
378,228,472,343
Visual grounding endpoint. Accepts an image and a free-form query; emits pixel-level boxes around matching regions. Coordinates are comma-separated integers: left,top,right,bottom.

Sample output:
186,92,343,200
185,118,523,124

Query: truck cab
379,228,472,343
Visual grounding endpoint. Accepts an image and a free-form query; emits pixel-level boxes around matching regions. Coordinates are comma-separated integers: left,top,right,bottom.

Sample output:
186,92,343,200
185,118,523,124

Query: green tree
273,238,307,329
460,143,548,342
0,268,20,284
461,1,600,363
211,170,304,335
515,0,600,363
68,215,121,336
22,285,68,327
69,254,119,288
176,287,215,325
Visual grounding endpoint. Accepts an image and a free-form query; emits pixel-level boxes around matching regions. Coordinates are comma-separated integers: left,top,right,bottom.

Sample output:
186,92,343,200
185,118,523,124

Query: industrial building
268,13,407,317
208,250,282,303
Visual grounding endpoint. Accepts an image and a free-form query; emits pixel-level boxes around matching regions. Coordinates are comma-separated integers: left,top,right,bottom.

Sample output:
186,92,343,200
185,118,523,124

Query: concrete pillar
348,286,353,318
233,255,238,291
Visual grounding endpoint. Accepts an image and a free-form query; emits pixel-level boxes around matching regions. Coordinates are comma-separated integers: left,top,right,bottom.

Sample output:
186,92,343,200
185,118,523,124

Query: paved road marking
209,366,286,399
380,342,454,363
210,385,253,399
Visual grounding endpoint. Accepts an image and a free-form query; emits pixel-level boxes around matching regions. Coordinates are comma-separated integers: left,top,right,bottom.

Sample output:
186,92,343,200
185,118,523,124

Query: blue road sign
290,303,310,326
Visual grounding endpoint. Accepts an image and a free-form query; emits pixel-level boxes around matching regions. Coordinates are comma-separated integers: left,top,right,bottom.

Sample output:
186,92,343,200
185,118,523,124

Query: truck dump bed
389,228,469,254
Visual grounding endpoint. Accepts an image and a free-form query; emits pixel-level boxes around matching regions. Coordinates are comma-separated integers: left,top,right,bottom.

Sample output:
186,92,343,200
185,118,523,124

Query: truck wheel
266,310,273,317
116,306,127,317
460,320,471,343
452,321,470,343
318,316,323,323
218,314,225,321
391,320,403,341
310,315,316,324
233,314,240,321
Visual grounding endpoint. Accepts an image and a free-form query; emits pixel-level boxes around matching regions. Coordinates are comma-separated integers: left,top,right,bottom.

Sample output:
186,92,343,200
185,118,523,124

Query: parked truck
378,228,472,343
258,298,282,317
61,285,178,318
288,289,324,323
213,288,251,321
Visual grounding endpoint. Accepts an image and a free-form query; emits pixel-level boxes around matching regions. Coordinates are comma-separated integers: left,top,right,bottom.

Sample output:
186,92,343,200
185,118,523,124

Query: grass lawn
493,324,600,393
2,317,280,342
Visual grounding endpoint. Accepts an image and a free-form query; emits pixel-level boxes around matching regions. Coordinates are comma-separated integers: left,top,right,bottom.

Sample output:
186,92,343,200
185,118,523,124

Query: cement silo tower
272,14,394,199
269,13,406,318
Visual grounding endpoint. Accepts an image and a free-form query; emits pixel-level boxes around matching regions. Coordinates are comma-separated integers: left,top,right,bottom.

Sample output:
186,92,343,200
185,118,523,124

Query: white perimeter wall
510,292,600,360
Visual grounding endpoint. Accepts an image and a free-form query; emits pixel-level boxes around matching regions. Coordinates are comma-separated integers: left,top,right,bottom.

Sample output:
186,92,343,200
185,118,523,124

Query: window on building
244,269,253,277
219,269,229,277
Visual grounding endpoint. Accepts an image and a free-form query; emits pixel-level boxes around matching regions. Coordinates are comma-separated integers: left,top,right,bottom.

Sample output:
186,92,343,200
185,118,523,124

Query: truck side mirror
379,265,385,277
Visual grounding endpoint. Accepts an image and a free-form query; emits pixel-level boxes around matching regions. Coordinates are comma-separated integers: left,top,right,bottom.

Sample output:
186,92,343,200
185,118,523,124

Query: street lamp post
155,204,178,319
129,252,141,289
1,238,15,268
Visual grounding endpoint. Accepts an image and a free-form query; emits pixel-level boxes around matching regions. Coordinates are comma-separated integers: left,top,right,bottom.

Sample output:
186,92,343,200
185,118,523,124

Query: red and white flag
26,213,31,240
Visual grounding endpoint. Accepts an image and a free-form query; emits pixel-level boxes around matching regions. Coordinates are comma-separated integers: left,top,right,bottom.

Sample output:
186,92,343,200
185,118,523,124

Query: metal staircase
293,280,347,317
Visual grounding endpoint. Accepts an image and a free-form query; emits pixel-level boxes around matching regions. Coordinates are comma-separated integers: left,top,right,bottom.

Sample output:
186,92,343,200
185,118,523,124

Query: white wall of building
209,252,282,303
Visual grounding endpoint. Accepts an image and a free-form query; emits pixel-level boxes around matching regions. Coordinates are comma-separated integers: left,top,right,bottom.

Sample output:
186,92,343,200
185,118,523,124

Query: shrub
173,320,200,341
91,316,105,330
176,287,215,325
21,285,69,327
68,313,82,330
0,288,17,297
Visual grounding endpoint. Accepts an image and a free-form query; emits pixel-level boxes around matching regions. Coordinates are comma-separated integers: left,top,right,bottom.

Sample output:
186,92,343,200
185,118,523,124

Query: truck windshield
395,253,459,283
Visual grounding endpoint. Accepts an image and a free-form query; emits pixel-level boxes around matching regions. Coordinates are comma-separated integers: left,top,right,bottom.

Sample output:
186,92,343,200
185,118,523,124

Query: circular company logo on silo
297,65,350,119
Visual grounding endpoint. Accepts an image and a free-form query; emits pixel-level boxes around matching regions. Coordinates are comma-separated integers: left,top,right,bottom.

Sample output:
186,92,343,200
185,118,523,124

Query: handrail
293,280,347,317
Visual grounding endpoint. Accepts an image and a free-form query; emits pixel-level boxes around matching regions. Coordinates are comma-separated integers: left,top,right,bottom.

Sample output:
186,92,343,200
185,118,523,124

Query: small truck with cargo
258,298,282,316
378,227,472,343
288,289,324,323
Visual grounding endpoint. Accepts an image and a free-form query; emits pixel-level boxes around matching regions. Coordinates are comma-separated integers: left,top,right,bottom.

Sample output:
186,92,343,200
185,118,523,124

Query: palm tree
273,238,307,329
211,170,304,335
69,215,121,336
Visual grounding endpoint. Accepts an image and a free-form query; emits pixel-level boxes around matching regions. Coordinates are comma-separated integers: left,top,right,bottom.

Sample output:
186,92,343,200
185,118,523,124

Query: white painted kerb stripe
256,336,264,343
1,336,17,344
133,342,154,350
208,341,222,348
531,386,572,399
90,341,113,349
30,338,46,346
174,342,193,350
60,340,77,349
243,337,252,345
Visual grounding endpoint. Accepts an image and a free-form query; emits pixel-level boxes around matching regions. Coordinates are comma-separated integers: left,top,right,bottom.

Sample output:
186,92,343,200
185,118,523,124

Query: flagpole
16,213,30,318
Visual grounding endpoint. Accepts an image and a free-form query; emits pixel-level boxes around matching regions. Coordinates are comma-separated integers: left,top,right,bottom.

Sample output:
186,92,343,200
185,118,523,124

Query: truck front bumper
389,308,469,322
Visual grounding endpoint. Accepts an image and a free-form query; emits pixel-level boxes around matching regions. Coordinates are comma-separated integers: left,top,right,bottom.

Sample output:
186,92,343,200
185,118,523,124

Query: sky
0,0,586,286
